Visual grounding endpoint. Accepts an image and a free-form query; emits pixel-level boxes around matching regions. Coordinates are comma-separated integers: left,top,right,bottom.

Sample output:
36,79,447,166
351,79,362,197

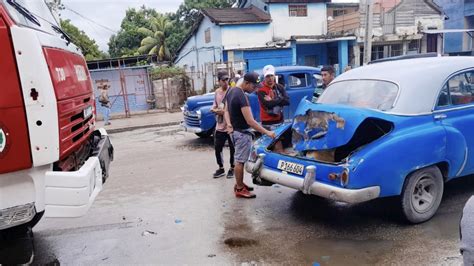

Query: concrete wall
174,16,223,92
241,48,293,71
221,23,273,50
152,78,181,110
269,3,327,40
436,0,466,53
296,43,329,66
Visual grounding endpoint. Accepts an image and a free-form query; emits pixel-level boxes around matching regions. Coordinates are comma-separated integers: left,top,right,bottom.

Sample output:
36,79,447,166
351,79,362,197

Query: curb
106,121,181,134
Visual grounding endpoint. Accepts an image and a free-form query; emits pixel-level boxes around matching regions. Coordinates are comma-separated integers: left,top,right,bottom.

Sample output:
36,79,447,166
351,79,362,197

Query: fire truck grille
57,94,95,159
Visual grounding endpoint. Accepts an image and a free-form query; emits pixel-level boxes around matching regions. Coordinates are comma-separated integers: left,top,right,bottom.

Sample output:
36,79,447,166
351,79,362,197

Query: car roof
333,56,474,115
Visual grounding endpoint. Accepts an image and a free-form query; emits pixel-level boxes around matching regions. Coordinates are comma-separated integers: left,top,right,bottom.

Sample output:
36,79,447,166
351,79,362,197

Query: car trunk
268,101,394,164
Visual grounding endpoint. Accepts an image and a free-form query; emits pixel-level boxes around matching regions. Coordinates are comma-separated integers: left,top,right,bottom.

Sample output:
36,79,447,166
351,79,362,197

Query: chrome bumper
246,154,380,204
180,122,202,133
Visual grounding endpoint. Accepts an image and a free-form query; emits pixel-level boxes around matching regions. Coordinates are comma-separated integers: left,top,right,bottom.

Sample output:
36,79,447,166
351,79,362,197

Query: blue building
434,0,474,55
174,0,352,92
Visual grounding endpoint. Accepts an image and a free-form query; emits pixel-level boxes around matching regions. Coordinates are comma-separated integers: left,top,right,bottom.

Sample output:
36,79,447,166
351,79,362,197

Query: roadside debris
142,230,157,236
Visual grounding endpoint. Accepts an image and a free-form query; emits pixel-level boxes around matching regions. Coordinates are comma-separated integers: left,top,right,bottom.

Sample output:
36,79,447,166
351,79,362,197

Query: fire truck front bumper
44,128,114,218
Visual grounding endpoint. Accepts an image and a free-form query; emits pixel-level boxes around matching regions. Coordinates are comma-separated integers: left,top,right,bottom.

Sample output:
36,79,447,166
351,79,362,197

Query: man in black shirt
224,72,275,198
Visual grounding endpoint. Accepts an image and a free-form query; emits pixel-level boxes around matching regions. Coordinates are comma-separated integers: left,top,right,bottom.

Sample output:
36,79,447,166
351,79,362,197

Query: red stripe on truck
42,48,96,159
0,7,33,174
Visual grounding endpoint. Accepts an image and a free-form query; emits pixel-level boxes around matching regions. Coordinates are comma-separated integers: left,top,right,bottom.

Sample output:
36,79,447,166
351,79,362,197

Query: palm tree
137,15,171,61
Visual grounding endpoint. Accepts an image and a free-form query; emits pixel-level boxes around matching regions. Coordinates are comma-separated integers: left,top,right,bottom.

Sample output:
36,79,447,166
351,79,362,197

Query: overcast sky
60,0,359,53
61,0,184,52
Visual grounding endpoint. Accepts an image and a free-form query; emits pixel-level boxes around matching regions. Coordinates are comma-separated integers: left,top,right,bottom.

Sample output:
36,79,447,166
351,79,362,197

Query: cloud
61,0,183,53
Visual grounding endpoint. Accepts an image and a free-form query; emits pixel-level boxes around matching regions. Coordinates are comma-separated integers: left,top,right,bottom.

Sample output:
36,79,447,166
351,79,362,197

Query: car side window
276,74,285,88
443,71,474,107
288,73,310,89
437,84,449,107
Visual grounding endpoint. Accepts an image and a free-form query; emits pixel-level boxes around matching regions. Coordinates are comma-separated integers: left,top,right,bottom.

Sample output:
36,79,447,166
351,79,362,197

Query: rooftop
202,6,271,25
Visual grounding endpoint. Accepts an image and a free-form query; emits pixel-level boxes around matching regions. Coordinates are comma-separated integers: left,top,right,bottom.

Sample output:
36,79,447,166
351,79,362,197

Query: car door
434,69,474,177
285,72,316,119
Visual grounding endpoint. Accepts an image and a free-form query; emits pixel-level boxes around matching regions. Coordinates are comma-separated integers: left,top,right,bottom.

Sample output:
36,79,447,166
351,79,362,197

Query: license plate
84,105,93,119
277,160,304,175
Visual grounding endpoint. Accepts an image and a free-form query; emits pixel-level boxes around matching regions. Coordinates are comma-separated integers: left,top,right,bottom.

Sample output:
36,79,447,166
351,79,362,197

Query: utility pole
363,0,374,65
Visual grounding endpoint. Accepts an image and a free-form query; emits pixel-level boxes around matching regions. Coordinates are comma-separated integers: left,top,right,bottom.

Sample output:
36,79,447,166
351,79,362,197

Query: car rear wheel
401,166,444,224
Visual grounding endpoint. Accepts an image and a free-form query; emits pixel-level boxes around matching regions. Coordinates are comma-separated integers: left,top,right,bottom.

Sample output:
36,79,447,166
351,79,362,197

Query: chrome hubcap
411,176,436,213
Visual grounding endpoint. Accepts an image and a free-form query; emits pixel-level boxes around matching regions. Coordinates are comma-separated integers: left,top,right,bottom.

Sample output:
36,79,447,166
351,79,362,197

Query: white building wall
221,23,273,50
269,3,327,40
175,16,223,92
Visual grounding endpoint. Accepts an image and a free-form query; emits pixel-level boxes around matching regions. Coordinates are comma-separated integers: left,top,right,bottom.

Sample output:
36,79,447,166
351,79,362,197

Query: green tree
60,19,106,60
46,0,64,15
166,0,234,56
175,0,234,28
137,15,171,61
108,6,158,58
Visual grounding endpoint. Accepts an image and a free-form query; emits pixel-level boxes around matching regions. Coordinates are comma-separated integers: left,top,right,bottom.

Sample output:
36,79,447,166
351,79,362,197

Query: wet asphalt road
27,126,474,264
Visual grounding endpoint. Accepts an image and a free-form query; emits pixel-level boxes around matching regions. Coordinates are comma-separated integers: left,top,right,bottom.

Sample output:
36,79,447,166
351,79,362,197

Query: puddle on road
298,238,395,265
224,237,259,248
175,137,214,151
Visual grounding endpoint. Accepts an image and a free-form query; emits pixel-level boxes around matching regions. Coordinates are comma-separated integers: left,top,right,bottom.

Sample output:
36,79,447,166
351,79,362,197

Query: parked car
181,66,321,137
246,56,474,223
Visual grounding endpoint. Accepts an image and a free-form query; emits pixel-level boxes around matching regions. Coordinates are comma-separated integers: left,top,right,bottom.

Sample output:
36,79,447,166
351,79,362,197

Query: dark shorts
232,131,253,163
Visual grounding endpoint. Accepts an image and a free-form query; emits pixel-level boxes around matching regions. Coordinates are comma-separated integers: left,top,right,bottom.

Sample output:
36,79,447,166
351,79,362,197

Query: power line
63,5,118,34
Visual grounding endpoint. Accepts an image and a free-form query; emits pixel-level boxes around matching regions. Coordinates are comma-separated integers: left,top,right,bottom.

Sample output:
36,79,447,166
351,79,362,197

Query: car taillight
340,168,350,187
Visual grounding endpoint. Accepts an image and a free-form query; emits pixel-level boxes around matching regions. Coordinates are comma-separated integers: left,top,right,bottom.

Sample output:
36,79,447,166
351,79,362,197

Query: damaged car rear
246,56,474,223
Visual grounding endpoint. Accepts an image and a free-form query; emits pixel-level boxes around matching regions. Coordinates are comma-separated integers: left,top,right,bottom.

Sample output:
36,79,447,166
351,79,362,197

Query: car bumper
245,155,380,204
44,128,113,217
180,121,202,133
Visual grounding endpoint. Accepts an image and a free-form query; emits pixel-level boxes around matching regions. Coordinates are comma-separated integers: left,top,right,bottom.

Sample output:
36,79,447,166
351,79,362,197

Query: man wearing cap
224,72,276,198
257,65,289,130
211,70,235,179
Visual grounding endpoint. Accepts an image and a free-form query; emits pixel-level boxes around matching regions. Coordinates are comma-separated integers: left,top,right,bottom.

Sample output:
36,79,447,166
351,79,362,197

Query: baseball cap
217,70,229,81
243,72,259,85
263,65,275,77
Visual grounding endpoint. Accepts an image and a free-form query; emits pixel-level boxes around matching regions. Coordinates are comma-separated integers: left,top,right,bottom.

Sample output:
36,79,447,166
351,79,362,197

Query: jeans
103,106,110,124
215,130,235,168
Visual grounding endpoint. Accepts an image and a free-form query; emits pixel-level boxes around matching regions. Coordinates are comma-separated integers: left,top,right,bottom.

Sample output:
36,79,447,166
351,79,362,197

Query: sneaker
226,168,234,179
213,168,225,178
243,183,254,191
235,184,254,192
234,186,256,198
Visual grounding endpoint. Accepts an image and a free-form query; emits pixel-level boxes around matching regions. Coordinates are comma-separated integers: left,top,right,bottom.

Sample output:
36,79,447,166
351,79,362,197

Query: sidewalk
98,110,183,134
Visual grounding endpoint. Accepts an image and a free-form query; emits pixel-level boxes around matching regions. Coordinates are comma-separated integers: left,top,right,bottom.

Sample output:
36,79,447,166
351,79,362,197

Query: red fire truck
0,0,113,233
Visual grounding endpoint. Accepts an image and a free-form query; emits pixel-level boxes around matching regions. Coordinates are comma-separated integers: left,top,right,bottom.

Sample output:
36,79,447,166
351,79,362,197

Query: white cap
263,65,275,77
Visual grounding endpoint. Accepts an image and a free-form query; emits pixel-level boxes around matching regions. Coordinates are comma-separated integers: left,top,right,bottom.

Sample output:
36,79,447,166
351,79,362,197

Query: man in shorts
224,72,276,198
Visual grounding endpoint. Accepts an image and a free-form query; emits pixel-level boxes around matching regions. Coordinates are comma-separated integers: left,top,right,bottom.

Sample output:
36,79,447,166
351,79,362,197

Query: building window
371,45,384,60
408,40,420,54
289,5,307,17
205,28,211,43
333,9,348,17
390,44,403,57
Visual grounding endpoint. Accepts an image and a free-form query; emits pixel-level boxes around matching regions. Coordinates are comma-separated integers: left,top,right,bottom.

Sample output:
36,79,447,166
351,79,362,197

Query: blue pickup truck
181,66,321,137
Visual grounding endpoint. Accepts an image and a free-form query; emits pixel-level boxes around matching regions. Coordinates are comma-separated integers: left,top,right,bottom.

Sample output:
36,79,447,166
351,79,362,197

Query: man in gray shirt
224,72,275,198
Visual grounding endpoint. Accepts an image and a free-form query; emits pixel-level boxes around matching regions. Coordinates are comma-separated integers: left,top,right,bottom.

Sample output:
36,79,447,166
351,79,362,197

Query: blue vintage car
181,66,321,137
246,56,474,223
